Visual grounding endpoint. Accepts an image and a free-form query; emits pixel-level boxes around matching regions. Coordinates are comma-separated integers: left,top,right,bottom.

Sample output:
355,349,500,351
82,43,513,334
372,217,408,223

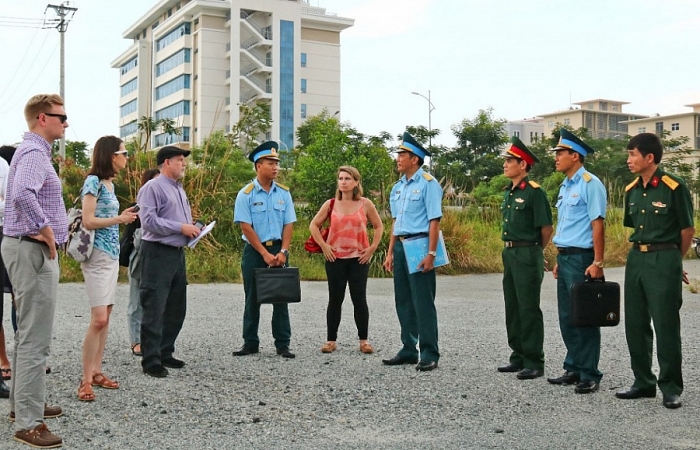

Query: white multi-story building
503,117,544,147
111,0,353,149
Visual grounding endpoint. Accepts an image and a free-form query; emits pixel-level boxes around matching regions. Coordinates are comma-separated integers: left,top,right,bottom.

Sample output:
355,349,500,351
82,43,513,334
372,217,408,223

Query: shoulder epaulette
243,183,254,194
661,175,679,190
528,180,540,189
625,179,638,192
582,172,592,182
276,183,290,191
422,173,434,181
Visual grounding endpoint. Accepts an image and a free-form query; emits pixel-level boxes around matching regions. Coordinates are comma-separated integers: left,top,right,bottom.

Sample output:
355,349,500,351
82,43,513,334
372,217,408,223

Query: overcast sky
2,0,699,149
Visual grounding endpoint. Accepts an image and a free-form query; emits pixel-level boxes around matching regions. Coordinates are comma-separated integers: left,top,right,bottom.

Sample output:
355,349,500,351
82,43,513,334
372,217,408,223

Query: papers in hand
401,230,449,274
187,221,216,248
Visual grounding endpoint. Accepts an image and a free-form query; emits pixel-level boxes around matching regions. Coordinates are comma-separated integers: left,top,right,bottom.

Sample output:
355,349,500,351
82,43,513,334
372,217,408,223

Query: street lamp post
411,90,436,171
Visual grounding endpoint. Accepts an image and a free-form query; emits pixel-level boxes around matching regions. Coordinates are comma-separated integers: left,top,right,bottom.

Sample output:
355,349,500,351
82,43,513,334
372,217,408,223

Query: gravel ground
1,260,700,449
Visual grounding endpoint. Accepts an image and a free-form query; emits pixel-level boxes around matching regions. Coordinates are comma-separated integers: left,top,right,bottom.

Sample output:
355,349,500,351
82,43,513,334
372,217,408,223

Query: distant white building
111,0,353,149
503,117,544,147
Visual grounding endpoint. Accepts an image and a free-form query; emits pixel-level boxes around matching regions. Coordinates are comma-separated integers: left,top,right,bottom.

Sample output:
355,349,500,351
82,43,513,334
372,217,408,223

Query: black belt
557,247,593,255
397,233,428,241
262,240,282,247
633,243,678,253
6,235,58,249
145,240,184,251
504,241,540,248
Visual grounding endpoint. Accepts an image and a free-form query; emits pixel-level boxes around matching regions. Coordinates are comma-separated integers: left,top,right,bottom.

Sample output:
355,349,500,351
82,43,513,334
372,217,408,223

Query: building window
167,8,172,17
120,99,137,117
301,103,307,119
120,78,138,97
300,78,307,93
142,30,146,39
155,100,190,121
279,20,294,149
120,57,138,75
155,49,191,77
156,22,191,52
671,122,680,131
563,118,570,126
155,74,191,100
120,120,138,138
300,53,307,67
152,21,159,30
513,131,520,137
547,121,554,128
655,121,663,136
155,126,189,147
638,127,646,133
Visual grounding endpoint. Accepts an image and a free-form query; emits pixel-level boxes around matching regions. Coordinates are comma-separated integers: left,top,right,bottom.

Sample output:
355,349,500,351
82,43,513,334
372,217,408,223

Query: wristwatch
427,250,437,257
281,249,289,258
593,261,604,268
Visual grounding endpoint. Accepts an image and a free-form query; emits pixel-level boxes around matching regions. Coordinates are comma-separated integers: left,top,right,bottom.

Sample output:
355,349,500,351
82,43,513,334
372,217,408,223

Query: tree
442,108,509,191
52,140,90,169
227,102,272,153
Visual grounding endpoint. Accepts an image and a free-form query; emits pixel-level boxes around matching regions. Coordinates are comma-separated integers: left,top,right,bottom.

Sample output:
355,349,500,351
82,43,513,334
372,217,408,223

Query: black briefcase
254,266,302,304
570,277,620,327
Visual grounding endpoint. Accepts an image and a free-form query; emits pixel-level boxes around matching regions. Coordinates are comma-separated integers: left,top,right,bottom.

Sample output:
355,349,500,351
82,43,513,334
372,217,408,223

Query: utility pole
46,2,77,161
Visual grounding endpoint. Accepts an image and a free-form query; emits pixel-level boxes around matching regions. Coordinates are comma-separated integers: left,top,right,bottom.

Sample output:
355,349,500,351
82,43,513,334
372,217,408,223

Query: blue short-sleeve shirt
552,166,607,248
81,175,120,259
389,168,443,235
234,179,297,242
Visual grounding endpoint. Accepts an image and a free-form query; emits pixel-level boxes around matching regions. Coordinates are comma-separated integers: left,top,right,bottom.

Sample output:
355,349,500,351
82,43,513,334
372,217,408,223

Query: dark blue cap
397,132,430,159
550,129,594,156
248,141,280,162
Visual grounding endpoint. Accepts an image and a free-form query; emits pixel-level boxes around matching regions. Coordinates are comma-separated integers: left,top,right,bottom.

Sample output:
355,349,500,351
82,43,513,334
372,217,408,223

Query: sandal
321,341,337,353
78,381,95,401
92,372,119,389
131,343,142,356
0,367,10,380
359,341,374,354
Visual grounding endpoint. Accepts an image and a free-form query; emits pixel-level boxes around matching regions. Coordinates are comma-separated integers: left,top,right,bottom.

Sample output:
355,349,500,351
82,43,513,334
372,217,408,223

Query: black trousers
324,257,370,341
139,241,187,370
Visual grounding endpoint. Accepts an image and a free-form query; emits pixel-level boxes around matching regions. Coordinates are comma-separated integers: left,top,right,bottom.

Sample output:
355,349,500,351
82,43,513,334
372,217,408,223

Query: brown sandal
78,381,95,401
321,341,337,353
359,341,374,354
92,373,119,389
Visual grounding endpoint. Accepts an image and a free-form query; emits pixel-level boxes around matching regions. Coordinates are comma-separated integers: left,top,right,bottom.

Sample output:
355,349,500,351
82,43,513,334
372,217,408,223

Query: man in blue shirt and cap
547,129,607,394
382,132,443,371
233,141,297,359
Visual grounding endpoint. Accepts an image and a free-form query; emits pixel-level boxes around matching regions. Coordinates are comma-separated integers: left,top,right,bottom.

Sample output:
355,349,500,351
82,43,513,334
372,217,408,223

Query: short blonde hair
335,165,364,201
24,94,64,126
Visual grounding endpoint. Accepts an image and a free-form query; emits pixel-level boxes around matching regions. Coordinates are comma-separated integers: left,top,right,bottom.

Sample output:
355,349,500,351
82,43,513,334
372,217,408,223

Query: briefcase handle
585,275,606,283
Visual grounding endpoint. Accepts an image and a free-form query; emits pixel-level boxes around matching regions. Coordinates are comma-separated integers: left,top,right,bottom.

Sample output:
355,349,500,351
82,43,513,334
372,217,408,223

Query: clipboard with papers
401,230,449,274
187,221,216,248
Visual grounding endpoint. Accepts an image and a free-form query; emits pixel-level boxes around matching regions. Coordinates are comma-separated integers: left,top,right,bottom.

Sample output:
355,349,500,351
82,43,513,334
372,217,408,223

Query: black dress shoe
0,380,9,398
382,355,419,366
574,380,599,394
232,345,259,356
662,394,682,409
276,348,295,359
415,361,438,371
162,357,186,369
547,371,580,385
516,368,544,380
143,365,169,378
615,387,656,400
497,363,522,373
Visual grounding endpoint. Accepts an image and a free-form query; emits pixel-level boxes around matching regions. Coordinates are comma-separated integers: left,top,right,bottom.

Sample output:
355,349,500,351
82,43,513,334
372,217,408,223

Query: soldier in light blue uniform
233,141,297,359
382,132,443,371
548,129,607,394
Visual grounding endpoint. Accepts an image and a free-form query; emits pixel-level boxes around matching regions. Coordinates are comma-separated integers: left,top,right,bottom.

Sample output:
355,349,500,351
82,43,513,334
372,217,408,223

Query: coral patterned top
326,200,370,259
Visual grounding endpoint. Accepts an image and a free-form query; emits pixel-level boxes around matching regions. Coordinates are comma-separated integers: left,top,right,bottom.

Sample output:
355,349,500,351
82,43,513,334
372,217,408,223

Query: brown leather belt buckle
638,244,649,253
264,240,274,247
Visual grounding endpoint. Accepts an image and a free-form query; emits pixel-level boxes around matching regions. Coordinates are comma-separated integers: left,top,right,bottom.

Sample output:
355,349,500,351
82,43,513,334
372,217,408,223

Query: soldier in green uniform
616,132,694,409
497,136,553,380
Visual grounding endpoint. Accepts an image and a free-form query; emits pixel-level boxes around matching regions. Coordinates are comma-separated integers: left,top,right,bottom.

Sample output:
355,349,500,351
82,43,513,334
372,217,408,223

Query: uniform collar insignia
651,176,659,187
518,181,526,190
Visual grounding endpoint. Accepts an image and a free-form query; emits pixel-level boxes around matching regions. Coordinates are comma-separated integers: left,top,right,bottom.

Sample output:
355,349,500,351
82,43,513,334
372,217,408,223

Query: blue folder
402,231,449,274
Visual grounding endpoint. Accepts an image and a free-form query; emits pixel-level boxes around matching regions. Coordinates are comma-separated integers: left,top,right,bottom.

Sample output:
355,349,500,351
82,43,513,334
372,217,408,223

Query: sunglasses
114,150,129,155
39,113,68,124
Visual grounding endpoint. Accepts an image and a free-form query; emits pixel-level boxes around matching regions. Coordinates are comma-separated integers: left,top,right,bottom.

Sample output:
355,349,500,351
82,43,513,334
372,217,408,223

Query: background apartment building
111,0,353,150
539,99,647,140
503,117,544,147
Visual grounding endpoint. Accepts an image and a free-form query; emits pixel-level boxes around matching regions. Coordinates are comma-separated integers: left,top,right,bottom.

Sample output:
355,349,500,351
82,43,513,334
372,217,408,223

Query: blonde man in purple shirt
1,94,68,449
137,146,199,378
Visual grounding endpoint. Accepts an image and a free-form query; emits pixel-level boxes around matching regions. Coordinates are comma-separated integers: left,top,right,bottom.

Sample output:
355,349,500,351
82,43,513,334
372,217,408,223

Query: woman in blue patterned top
77,136,138,402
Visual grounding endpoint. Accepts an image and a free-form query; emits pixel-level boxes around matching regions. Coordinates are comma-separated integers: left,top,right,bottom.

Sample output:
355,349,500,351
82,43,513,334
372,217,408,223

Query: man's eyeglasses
39,113,68,124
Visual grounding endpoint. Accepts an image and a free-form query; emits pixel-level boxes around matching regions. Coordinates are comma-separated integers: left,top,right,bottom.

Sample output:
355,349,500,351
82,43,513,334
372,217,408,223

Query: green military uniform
624,169,694,396
501,177,553,371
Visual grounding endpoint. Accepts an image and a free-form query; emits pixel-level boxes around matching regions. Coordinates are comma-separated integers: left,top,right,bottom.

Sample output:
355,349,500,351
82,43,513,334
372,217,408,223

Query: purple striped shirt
3,132,68,244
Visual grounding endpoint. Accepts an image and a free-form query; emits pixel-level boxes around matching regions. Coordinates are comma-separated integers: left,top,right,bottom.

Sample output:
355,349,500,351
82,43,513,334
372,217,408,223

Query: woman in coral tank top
309,166,383,354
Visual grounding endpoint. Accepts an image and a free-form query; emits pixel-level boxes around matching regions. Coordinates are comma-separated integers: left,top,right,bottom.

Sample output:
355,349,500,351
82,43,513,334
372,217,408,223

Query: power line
0,30,52,104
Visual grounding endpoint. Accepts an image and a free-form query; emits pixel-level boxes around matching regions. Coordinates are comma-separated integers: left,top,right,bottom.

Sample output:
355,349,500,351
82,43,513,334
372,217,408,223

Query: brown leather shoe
14,423,63,448
10,404,63,422
359,341,374,354
321,341,337,353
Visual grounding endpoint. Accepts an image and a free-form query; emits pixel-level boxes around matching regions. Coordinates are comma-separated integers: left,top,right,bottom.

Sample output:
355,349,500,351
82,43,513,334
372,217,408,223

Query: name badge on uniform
253,202,263,206
277,200,285,205
571,193,579,198
515,198,525,203
412,189,420,194
652,201,666,208
395,190,401,195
